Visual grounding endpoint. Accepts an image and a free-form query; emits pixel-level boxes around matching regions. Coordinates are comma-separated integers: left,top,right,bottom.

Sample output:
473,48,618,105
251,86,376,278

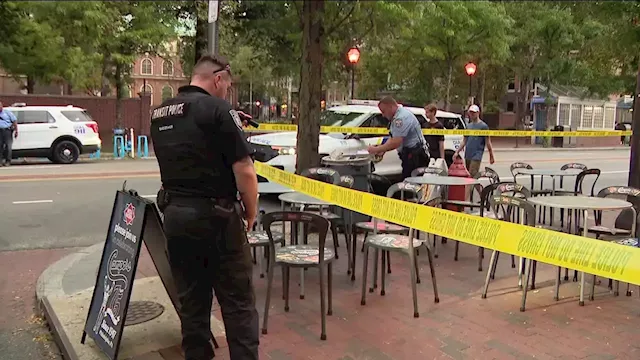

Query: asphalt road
0,148,632,252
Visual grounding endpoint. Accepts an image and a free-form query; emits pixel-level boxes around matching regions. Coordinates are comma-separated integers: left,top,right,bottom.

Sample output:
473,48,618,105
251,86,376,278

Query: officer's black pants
163,200,259,360
401,150,429,179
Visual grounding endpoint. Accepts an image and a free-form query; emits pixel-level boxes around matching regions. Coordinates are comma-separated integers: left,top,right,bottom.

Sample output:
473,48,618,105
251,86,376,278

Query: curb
42,296,80,360
35,243,103,305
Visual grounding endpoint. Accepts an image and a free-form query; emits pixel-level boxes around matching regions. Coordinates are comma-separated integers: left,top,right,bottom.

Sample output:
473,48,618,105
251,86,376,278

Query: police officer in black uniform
150,54,259,360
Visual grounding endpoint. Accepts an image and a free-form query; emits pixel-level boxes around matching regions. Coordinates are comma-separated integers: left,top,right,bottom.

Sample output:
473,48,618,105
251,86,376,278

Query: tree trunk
66,83,73,95
194,0,208,63
628,60,640,200
295,0,325,174
444,61,453,111
115,63,124,128
26,76,35,94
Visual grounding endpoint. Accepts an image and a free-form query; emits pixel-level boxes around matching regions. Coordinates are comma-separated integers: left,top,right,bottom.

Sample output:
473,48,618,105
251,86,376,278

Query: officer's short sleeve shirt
389,107,423,149
195,96,252,166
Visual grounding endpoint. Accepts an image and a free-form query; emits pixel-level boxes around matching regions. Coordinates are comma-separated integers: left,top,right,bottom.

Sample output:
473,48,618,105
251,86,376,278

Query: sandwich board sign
80,189,218,360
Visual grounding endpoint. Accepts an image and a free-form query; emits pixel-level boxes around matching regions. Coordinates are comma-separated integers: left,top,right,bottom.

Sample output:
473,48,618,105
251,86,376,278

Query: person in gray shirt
367,96,429,179
453,104,494,177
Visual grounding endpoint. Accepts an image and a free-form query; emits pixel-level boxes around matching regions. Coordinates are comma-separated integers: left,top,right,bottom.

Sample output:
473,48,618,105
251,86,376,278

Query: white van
7,104,102,164
248,101,465,183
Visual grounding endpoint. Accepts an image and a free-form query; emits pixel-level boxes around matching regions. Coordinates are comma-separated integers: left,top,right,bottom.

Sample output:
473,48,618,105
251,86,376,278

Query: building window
162,60,174,76
582,106,593,128
593,106,604,128
507,80,516,92
604,107,615,129
141,58,153,75
558,103,570,126
570,104,582,128
140,84,153,103
506,102,514,112
162,85,173,101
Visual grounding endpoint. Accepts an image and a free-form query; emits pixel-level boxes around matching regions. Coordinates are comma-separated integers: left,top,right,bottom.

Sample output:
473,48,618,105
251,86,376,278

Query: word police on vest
113,223,137,243
151,103,187,120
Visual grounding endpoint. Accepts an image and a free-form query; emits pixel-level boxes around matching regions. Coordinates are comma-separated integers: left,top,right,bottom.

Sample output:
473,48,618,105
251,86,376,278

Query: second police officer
150,54,259,360
367,96,430,179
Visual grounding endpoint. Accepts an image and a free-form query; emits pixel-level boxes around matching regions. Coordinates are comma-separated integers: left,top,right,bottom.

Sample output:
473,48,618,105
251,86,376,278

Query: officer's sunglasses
212,64,232,77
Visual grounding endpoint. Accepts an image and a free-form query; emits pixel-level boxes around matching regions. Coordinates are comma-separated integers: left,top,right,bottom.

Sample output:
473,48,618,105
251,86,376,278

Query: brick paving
0,247,78,360
128,227,640,360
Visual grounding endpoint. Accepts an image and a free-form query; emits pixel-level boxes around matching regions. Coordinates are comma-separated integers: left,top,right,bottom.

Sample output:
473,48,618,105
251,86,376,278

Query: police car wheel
51,140,80,164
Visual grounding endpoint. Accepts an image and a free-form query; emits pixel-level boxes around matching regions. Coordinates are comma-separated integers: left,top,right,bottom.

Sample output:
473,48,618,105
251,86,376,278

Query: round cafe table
527,195,635,306
514,168,582,195
404,175,481,257
258,182,294,194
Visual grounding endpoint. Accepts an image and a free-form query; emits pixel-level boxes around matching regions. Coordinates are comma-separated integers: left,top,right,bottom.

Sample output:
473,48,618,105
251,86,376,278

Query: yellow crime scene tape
245,123,632,137
254,161,640,286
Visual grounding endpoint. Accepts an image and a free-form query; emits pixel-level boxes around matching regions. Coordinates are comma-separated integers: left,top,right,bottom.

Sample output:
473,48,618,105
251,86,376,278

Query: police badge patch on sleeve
229,110,243,130
393,119,403,128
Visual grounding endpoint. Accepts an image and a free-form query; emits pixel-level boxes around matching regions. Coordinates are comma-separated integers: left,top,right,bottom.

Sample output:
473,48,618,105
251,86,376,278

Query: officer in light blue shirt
367,96,429,178
0,101,18,166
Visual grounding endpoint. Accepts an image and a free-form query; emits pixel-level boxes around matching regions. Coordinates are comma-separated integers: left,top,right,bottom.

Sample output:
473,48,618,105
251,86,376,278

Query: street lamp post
347,47,360,99
465,62,477,106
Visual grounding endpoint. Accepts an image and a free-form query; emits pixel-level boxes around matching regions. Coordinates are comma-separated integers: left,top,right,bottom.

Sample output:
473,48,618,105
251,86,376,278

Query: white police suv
248,100,465,183
7,104,102,164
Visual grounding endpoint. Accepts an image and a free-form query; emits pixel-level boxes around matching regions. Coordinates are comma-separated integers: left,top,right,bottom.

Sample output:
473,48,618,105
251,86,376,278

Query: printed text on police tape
245,124,632,137
254,162,640,285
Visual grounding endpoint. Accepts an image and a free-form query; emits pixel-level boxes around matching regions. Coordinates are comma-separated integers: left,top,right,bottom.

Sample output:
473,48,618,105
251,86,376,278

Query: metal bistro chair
261,211,334,340
484,167,500,182
588,186,640,295
354,182,417,282
305,175,356,273
558,162,587,228
510,162,552,222
482,195,538,312
299,167,343,258
468,182,531,273
360,197,440,318
247,194,286,278
410,166,446,177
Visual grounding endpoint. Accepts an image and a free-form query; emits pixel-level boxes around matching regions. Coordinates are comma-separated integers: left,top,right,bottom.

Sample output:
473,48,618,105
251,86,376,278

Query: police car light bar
11,102,26,107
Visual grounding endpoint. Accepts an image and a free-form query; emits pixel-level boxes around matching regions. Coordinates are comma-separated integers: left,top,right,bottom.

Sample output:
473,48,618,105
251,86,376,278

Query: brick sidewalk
0,248,79,360
129,231,640,360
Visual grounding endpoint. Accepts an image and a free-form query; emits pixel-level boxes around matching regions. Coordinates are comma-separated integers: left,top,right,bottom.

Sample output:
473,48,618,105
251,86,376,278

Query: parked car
6,104,102,164
248,100,465,184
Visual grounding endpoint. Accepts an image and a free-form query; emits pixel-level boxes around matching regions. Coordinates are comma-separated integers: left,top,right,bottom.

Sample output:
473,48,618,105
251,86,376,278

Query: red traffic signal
347,47,360,64
465,62,477,76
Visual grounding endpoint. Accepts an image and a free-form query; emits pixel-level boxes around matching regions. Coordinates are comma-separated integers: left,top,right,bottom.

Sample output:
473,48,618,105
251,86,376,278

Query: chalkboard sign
82,191,147,360
81,190,220,360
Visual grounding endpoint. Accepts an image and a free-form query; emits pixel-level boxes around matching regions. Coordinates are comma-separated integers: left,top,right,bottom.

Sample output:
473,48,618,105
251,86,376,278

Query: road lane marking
12,200,54,204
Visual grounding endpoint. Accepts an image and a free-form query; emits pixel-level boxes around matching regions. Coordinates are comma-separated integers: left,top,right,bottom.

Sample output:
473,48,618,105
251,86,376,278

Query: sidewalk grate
125,301,165,326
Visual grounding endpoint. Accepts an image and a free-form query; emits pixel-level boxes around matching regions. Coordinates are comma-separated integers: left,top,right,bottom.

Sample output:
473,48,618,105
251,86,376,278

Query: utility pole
208,0,220,55
628,61,640,205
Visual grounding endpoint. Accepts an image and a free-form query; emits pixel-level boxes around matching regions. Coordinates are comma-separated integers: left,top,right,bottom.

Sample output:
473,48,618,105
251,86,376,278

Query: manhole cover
124,301,165,326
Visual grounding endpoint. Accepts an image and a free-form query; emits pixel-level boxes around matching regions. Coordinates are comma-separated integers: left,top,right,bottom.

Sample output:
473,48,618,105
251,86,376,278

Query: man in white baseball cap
453,104,494,177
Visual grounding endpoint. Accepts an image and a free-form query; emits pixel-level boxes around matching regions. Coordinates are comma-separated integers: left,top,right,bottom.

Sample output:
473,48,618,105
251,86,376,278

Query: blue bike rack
89,149,101,159
137,135,149,158
113,135,126,158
